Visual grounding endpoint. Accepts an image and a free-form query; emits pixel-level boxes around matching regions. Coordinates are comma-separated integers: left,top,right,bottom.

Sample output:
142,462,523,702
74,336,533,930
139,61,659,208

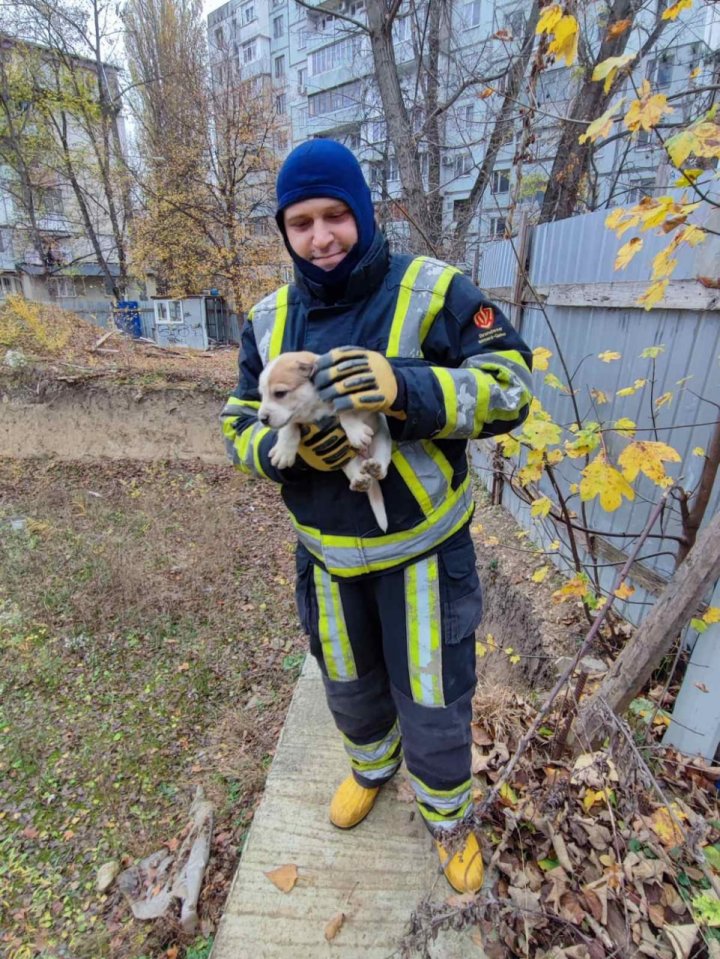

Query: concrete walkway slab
211,656,486,959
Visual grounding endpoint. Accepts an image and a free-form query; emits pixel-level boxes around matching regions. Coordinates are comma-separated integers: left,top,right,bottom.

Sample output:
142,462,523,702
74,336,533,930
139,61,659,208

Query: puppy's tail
367,480,388,533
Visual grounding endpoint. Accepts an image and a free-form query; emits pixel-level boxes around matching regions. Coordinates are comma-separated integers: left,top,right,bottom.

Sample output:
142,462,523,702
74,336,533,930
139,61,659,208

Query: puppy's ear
296,359,316,379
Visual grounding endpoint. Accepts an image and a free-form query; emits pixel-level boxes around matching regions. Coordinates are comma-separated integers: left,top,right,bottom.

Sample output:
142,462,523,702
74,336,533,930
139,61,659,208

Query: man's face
283,198,358,271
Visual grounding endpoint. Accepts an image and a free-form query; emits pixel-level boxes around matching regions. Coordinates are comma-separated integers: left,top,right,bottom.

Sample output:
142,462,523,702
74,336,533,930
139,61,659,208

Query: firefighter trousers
295,525,483,834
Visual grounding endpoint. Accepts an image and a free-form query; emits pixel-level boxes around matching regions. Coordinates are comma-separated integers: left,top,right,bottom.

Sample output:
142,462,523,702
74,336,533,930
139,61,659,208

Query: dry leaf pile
406,688,720,959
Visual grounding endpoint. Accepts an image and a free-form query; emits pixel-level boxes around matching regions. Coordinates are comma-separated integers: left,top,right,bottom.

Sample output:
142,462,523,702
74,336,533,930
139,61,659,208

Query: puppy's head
258,351,320,428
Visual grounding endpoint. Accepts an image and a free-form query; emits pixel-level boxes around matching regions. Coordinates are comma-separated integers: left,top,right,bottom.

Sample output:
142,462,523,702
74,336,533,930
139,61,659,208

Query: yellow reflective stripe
432,367,458,438
252,426,271,479
469,370,491,435
405,556,443,706
392,449,434,518
421,440,454,485
417,798,472,824
222,397,260,414
313,566,356,681
387,257,427,356
268,285,289,360
296,474,470,550
419,266,460,346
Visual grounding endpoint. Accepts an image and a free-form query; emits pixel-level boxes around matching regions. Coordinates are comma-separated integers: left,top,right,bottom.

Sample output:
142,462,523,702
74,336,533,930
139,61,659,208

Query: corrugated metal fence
475,202,720,757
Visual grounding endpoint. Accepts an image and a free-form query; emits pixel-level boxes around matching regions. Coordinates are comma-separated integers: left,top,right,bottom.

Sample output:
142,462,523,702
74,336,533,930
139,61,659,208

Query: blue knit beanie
275,139,376,287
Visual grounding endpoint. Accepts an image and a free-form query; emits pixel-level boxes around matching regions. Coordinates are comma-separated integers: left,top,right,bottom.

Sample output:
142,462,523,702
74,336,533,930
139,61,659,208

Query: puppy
258,351,391,532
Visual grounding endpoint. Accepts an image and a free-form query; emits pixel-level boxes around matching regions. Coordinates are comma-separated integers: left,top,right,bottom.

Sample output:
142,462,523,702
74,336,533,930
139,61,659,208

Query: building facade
0,34,132,307
206,0,719,274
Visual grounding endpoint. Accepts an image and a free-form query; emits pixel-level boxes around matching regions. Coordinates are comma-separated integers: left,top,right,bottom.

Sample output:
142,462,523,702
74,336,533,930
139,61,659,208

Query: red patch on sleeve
473,306,495,329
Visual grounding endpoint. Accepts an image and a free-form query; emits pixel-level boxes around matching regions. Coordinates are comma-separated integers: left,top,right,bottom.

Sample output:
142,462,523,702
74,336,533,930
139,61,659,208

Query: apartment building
0,34,131,306
207,0,719,271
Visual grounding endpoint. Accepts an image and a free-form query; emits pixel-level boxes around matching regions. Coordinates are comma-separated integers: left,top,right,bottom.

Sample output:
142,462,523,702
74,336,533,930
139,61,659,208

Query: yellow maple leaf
553,575,589,602
532,566,549,583
583,788,611,811
666,129,698,167
580,454,635,512
655,391,673,409
652,245,679,281
598,350,622,362
640,344,665,358
579,99,624,144
606,18,632,39
618,440,681,487
532,345,553,370
614,237,643,270
689,66,700,79
521,418,562,451
498,434,521,457
614,582,636,600
678,224,706,247
637,279,669,311
624,81,674,133
648,803,686,847
617,378,647,397
703,607,720,625
591,387,609,405
549,539,561,551
693,447,706,457
592,54,636,94
548,15,579,66
613,418,636,436
536,4,563,35
546,448,564,466
531,496,553,519
662,0,693,20
674,168,703,186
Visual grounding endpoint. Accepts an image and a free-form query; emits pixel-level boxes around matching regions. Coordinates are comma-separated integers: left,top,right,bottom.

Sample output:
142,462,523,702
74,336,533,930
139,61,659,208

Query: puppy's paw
349,474,372,493
344,420,374,451
269,446,297,469
361,458,387,481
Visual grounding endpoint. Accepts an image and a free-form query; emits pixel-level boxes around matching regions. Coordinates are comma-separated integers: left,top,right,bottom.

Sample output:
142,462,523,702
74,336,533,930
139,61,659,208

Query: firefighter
221,139,533,892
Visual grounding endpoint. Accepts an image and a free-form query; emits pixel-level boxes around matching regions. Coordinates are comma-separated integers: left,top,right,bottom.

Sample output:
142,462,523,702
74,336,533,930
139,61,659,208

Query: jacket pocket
438,533,484,645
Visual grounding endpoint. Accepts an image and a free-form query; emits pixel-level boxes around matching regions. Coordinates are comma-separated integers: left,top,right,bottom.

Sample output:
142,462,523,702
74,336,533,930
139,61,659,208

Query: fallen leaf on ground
324,912,345,941
264,863,298,893
395,778,416,803
664,923,699,959
649,804,687,847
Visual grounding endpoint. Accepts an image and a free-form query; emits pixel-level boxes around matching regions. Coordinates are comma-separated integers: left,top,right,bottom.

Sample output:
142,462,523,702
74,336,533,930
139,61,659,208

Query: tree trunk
366,0,432,253
577,509,720,746
676,416,720,567
539,0,644,223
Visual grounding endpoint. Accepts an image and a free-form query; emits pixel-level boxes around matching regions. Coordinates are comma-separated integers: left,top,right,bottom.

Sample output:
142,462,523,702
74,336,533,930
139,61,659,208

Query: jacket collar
293,229,389,306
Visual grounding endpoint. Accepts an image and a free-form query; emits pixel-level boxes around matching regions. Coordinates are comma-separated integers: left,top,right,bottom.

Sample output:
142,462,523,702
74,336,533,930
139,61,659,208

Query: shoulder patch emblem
473,306,494,329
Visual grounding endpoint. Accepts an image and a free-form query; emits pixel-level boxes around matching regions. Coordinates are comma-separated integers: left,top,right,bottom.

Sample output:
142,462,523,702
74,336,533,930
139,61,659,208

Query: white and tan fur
258,351,391,532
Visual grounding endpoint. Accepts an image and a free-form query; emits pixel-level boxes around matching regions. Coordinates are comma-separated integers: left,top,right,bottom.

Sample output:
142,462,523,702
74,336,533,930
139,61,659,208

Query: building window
275,92,287,114
345,130,361,151
309,36,359,76
463,1,481,27
241,3,255,25
649,54,674,90
454,153,473,176
298,28,308,50
490,216,507,238
504,8,526,35
273,15,284,38
40,187,64,216
214,26,223,48
637,128,652,147
155,300,183,324
272,0,283,7
394,16,411,41
308,80,360,117
0,275,21,299
627,178,655,204
371,119,386,142
297,67,306,93
492,169,510,193
419,153,429,176
464,103,474,126
48,276,76,298
453,198,471,222
242,40,256,64
274,55,286,79
275,130,288,151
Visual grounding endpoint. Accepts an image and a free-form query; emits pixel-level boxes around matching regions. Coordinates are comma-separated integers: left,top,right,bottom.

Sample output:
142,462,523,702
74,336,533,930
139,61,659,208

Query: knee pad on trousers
322,661,397,744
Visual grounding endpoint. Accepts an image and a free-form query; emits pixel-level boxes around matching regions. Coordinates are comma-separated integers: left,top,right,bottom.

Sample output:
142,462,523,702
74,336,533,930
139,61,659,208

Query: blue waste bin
115,300,142,338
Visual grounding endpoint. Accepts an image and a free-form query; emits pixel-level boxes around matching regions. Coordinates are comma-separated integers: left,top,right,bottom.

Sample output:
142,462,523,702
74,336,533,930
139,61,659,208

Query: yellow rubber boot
436,831,484,893
329,774,380,829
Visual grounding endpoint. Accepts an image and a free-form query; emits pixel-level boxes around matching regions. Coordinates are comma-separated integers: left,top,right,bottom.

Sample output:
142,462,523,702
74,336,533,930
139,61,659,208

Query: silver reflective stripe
425,803,474,831
409,774,473,812
313,565,357,681
452,371,482,437
394,258,457,358
405,555,443,707
252,290,282,365
463,353,532,417
342,721,401,764
393,441,451,514
291,479,474,578
356,762,402,782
